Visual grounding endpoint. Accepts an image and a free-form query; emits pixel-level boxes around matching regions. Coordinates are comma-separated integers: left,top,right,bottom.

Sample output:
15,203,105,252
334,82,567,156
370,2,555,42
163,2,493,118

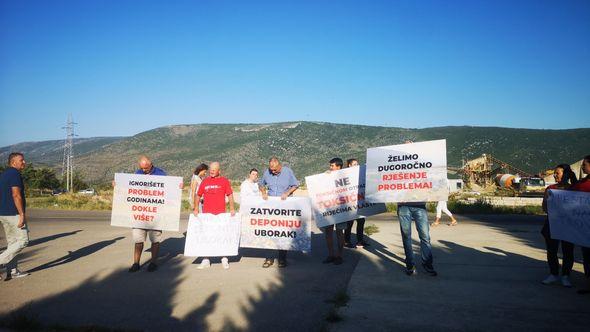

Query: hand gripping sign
239,196,312,252
306,165,387,228
111,173,182,231
547,189,590,247
184,213,242,257
365,139,449,203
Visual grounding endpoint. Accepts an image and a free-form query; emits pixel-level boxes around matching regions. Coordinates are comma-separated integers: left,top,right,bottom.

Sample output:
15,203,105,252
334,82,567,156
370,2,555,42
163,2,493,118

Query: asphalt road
1,210,588,331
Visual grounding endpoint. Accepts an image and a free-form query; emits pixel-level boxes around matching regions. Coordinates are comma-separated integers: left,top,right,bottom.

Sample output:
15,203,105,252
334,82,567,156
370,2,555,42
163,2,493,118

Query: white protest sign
239,197,312,251
548,189,590,247
111,173,182,231
184,213,242,257
306,165,387,228
365,139,449,203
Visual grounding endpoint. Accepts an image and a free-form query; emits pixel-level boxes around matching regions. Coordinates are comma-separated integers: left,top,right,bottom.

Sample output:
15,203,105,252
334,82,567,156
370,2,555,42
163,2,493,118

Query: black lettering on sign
335,177,351,187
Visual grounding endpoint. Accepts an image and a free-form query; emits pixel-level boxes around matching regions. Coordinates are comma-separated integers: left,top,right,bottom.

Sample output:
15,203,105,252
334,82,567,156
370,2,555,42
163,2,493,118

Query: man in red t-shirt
571,155,590,294
193,161,236,270
194,161,235,216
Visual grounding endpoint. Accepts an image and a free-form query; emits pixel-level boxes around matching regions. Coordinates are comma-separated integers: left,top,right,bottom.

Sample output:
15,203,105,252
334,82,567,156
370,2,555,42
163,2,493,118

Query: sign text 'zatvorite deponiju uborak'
184,213,242,257
547,189,590,247
239,197,312,252
306,165,387,228
111,173,182,231
365,139,449,203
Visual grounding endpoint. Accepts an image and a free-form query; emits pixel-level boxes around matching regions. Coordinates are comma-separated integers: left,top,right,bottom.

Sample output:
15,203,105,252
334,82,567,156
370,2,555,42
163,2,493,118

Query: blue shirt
0,167,26,215
259,166,299,197
135,166,167,176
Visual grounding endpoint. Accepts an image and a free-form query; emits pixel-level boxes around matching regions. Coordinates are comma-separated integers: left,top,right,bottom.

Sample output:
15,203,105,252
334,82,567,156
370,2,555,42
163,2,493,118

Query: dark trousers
583,247,590,278
344,218,365,244
542,221,574,276
278,250,287,262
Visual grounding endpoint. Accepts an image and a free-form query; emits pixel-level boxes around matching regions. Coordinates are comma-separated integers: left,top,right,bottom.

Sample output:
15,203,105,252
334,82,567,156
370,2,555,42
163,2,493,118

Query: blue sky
1,0,589,146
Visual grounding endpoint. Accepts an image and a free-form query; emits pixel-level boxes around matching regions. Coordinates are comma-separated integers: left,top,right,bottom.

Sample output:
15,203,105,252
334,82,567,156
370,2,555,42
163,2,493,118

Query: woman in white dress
189,163,208,210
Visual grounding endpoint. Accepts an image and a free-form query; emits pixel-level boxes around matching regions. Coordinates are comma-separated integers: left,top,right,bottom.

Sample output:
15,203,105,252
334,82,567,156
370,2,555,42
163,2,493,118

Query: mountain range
1,122,588,184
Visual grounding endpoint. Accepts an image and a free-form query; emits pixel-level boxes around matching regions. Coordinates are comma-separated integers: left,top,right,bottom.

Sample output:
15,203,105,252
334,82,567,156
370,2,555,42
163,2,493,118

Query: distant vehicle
495,174,545,196
78,188,96,195
52,189,66,196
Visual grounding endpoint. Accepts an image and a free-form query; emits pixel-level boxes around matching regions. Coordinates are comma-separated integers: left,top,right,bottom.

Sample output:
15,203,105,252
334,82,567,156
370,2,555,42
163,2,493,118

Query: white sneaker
7,268,30,280
542,274,559,285
197,259,211,270
561,275,572,288
221,257,229,269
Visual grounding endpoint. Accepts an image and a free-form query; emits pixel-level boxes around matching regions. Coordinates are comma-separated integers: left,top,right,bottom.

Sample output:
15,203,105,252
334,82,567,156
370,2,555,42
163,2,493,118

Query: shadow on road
28,237,125,273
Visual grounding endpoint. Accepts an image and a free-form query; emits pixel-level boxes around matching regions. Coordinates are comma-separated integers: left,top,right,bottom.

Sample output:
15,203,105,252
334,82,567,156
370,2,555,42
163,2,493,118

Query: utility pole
62,114,77,192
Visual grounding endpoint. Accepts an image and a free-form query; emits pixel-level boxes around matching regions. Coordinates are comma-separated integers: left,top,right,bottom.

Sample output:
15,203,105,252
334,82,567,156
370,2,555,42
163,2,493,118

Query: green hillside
2,122,588,184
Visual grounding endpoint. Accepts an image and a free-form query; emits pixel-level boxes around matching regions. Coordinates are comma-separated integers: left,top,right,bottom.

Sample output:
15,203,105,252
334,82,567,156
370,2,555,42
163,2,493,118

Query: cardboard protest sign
548,189,590,247
306,165,387,228
239,197,312,251
111,173,182,231
184,213,241,257
365,139,449,203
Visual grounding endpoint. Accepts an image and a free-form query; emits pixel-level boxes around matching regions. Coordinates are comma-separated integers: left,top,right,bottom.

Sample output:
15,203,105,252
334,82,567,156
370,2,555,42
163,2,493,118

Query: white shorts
132,228,162,243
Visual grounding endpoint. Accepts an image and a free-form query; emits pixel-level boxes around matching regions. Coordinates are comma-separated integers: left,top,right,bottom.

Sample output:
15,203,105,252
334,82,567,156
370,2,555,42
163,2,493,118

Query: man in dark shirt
0,152,30,280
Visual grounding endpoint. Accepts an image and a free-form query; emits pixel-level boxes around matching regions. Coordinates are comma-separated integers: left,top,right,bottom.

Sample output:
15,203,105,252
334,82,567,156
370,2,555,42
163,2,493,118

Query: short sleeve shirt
197,176,233,215
0,167,26,215
259,166,299,197
135,166,167,176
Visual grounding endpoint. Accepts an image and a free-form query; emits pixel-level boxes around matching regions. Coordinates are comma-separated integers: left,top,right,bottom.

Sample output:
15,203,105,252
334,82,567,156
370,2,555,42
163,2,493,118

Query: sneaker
322,256,336,264
147,262,158,272
333,257,343,265
542,274,559,285
561,275,572,288
356,241,369,248
221,257,229,269
197,259,211,270
278,260,287,268
405,266,417,276
128,263,140,273
422,263,438,276
5,268,30,280
344,242,355,249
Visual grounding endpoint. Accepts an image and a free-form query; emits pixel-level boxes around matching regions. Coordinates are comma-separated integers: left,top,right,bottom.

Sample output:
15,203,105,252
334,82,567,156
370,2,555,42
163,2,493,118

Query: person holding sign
569,155,590,294
193,162,236,269
344,158,369,248
321,158,348,265
129,156,167,273
240,169,261,200
397,140,437,277
541,164,577,287
259,157,299,268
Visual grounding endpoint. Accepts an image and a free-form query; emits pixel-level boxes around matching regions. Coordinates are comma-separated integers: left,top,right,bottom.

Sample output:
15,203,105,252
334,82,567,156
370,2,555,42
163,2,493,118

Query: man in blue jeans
397,202,437,276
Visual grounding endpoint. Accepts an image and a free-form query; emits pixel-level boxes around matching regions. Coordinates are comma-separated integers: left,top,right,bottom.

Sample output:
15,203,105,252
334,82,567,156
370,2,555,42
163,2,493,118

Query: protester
189,163,208,210
122,155,168,273
259,157,299,268
0,152,30,280
321,158,348,264
343,158,369,248
541,164,577,287
569,155,590,294
240,168,261,201
433,201,457,226
194,161,235,269
397,140,437,276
